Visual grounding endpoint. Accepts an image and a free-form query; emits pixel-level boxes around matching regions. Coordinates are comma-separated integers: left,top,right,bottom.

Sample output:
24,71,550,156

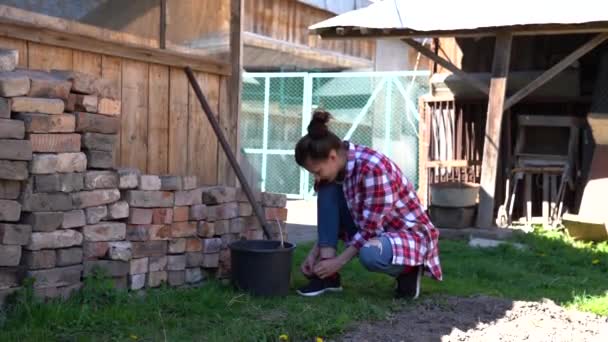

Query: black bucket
229,240,296,297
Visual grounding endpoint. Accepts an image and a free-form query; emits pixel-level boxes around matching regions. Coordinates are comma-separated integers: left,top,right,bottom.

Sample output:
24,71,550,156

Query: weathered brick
169,238,186,254
264,207,288,221
201,253,219,268
185,267,203,283
23,212,63,232
0,268,21,289
171,222,196,238
189,204,207,221
0,97,9,118
22,192,72,211
62,210,86,229
0,72,29,97
130,257,148,275
168,270,185,286
128,208,153,224
159,176,182,191
26,265,82,288
207,203,239,221
0,139,32,160
83,242,108,260
0,245,21,266
0,223,31,245
56,247,83,266
170,206,187,222
75,112,119,134
29,134,80,153
26,229,82,251
97,98,121,116
182,176,198,190
126,224,150,241
84,260,128,277
81,132,115,152
11,97,64,114
84,171,118,190
107,201,129,220
117,168,139,189
167,254,186,271
0,199,21,221
149,225,171,241
186,252,203,267
149,256,167,272
174,188,203,206
129,274,146,290
238,203,253,217
57,152,87,173
16,113,75,134
85,205,107,225
185,238,202,252
152,208,173,224
131,241,167,258
0,118,25,139
202,186,237,205
197,221,215,238
83,222,125,242
0,180,20,200
22,250,56,269
72,189,120,209
29,154,57,174
213,220,230,235
85,150,113,169
66,94,98,112
125,191,174,208
15,69,71,100
139,175,161,191
0,49,17,72
0,160,28,180
201,238,222,254
108,241,132,261
147,271,167,288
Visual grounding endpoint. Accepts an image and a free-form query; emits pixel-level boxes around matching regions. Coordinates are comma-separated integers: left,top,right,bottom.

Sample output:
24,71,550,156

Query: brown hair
294,110,343,167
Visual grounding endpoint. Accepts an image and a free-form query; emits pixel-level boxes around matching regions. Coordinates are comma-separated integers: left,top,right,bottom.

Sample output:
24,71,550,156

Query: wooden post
217,0,243,186
476,32,513,228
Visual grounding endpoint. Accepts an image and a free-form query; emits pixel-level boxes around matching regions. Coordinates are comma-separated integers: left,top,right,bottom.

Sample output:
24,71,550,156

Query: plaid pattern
341,142,442,280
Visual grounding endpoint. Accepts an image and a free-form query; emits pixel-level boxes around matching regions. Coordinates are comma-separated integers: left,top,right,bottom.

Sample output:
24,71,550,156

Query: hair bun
308,110,332,138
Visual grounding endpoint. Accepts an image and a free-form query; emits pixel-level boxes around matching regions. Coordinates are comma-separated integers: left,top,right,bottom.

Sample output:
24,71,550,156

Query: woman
294,110,442,299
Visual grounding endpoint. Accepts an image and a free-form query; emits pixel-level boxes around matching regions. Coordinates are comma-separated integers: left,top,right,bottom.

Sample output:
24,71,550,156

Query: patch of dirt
338,295,608,342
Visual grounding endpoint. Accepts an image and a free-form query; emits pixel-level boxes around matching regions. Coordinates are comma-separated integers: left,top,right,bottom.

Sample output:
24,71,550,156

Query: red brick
29,134,81,153
11,97,64,114
171,222,196,238
173,206,189,222
264,207,288,221
98,98,121,116
75,112,119,134
152,208,173,224
16,113,75,133
185,238,202,252
128,208,153,224
0,139,32,160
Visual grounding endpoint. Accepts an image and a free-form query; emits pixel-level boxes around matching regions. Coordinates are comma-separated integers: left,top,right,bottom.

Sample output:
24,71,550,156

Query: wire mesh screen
241,71,430,198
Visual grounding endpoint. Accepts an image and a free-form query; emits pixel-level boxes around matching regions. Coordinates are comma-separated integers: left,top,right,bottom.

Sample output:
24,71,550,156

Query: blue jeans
317,183,404,277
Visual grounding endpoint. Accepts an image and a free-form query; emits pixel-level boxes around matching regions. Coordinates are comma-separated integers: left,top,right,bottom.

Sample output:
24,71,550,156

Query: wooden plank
217,0,243,186
0,36,27,67
27,42,72,71
72,50,102,76
504,33,608,111
168,67,189,175
188,71,219,185
120,60,149,171
403,38,489,95
147,64,170,175
476,33,513,228
101,56,122,166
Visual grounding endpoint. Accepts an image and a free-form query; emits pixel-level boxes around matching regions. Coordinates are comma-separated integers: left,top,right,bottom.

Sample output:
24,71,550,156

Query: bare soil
338,295,608,342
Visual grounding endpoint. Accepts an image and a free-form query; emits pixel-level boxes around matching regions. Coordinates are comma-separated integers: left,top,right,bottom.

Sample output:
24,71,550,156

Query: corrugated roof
309,0,608,37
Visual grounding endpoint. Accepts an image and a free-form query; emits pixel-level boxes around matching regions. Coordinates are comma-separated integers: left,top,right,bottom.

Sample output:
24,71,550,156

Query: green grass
0,228,606,341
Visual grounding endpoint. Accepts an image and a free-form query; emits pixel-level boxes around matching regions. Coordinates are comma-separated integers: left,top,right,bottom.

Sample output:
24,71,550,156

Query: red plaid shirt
341,142,442,280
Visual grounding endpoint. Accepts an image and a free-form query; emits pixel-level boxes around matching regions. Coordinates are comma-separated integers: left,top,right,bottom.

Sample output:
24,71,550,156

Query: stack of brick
0,49,33,303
